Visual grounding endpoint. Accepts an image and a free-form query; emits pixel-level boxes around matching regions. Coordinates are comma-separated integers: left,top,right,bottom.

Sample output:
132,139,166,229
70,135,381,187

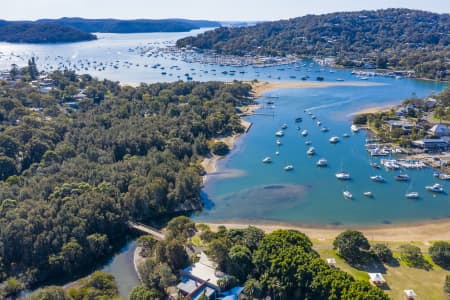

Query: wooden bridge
127,221,166,241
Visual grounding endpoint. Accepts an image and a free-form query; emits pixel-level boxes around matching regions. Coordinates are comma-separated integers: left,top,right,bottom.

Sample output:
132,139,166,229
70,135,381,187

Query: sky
2,0,449,21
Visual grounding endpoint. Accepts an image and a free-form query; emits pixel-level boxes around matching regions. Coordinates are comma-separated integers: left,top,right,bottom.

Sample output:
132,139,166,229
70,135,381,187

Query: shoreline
203,219,450,242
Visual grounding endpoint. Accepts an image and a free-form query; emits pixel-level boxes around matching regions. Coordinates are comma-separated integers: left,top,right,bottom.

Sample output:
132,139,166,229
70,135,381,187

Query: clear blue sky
3,0,449,21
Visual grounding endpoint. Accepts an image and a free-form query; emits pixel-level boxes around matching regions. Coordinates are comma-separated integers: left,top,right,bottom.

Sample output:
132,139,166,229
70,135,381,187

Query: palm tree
243,278,262,299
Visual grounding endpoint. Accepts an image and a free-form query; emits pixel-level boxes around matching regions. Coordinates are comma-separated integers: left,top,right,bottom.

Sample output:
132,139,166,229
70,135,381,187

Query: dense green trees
0,71,252,287
177,9,450,80
333,230,371,264
371,243,394,263
398,244,431,269
429,241,450,269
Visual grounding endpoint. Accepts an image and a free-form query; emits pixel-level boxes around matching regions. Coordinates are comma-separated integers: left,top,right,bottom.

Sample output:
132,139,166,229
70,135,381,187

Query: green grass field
313,239,449,300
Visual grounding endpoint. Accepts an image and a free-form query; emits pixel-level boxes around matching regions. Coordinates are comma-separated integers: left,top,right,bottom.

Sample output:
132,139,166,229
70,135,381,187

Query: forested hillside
0,23,97,43
0,70,252,287
176,9,450,80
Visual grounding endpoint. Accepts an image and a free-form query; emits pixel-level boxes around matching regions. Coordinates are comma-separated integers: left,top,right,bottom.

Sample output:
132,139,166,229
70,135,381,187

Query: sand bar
204,220,450,243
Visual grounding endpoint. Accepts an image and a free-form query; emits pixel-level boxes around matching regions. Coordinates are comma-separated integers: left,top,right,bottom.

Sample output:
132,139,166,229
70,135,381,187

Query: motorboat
425,183,444,193
363,192,373,197
276,139,282,145
343,133,350,138
301,130,308,136
395,174,410,181
321,127,329,132
438,174,450,180
275,151,280,155
317,121,322,126
370,175,385,182
281,123,288,129
311,115,317,119
405,192,419,199
336,172,351,180
284,164,294,171
351,124,359,132
275,130,284,137
305,140,312,145
307,147,315,155
370,162,381,169
329,136,340,143
295,117,303,123
343,191,353,199
316,158,328,167
262,157,272,163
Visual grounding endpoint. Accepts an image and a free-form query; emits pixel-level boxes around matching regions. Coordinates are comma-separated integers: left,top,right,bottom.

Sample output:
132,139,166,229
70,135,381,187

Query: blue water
3,31,449,296
197,79,450,226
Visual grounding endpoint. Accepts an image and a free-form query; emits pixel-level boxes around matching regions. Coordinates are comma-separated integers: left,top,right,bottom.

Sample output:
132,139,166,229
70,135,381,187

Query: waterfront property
428,124,450,137
412,139,450,152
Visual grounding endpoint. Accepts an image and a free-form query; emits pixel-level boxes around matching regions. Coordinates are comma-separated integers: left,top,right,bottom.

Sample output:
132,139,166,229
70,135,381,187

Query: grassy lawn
313,239,449,300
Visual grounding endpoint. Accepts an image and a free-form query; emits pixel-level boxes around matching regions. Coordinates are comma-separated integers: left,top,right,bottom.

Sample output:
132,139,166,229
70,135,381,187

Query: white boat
281,123,288,129
262,157,272,163
343,191,353,199
311,115,317,120
329,136,340,143
363,192,373,197
425,183,444,193
438,174,450,180
336,172,351,180
275,151,280,155
351,124,359,133
395,174,410,181
305,140,312,145
307,147,315,155
370,175,385,182
276,139,282,145
316,158,328,167
405,192,419,199
336,78,345,81
321,127,329,132
317,121,322,126
275,130,284,137
301,130,308,136
343,133,350,138
284,164,294,171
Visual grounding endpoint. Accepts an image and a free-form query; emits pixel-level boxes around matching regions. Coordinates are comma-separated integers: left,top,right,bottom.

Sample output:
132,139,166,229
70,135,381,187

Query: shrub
429,241,450,269
211,141,229,156
371,243,393,263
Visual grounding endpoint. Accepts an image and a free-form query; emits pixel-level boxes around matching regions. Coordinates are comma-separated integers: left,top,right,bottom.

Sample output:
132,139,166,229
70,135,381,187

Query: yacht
351,124,359,133
343,191,353,199
275,151,280,155
438,174,450,180
311,115,317,120
295,117,303,123
301,130,308,137
316,158,328,167
336,172,351,180
317,121,322,126
281,123,288,129
425,183,444,193
284,164,294,171
305,140,312,145
370,175,385,182
321,127,329,132
329,136,340,143
276,139,282,145
262,157,272,164
307,147,315,155
363,192,373,197
405,192,419,199
275,130,284,137
395,174,410,181
343,133,350,138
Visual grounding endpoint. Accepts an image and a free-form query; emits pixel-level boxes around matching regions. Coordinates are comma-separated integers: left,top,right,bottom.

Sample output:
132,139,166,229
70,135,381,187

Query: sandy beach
250,80,386,98
350,105,394,115
204,219,450,243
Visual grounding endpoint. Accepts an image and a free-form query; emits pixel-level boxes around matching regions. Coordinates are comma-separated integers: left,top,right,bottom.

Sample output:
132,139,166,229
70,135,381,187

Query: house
177,252,230,300
385,120,415,132
428,124,450,137
368,273,386,286
424,97,438,109
412,139,450,152
395,104,417,117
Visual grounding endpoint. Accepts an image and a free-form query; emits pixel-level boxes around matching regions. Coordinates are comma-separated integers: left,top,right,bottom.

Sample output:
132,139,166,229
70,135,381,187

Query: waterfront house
368,273,386,286
412,139,450,152
177,252,232,300
428,124,450,137
385,120,415,132
424,97,438,109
